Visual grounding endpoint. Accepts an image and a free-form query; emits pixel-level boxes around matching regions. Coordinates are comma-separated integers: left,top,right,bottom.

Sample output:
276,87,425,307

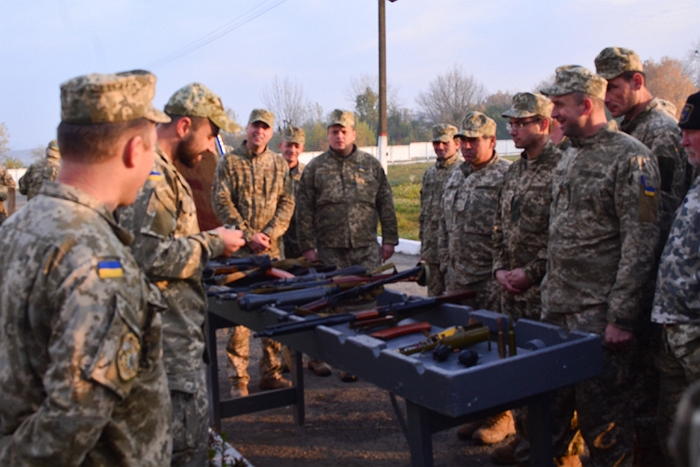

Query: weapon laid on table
397,322,490,357
370,321,432,340
295,262,428,315
205,256,332,286
254,290,474,338
204,255,272,280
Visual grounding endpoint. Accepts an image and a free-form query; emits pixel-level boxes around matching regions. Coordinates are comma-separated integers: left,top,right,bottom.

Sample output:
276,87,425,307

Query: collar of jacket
328,144,358,159
436,151,460,169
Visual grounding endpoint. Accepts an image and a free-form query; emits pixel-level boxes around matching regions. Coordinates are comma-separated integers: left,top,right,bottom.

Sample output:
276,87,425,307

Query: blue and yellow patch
641,175,656,197
148,170,163,182
680,104,694,125
98,260,123,279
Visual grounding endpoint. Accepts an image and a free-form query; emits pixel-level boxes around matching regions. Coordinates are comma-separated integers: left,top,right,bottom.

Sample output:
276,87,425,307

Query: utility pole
377,0,390,173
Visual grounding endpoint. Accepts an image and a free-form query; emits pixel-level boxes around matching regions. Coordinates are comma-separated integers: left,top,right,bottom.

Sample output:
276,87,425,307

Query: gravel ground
216,253,508,467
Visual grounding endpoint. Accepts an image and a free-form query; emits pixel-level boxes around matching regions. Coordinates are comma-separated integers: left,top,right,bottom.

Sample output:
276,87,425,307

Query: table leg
405,399,434,467
290,350,305,425
206,314,222,432
528,391,553,467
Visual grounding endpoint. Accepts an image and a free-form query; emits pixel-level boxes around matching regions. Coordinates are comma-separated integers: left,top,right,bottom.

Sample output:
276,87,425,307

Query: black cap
679,92,700,130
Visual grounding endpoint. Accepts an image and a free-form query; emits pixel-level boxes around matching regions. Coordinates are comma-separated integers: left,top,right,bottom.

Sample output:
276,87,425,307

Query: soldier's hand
507,269,532,292
250,232,271,253
495,269,522,294
381,244,395,261
604,323,633,350
302,249,318,262
215,227,246,257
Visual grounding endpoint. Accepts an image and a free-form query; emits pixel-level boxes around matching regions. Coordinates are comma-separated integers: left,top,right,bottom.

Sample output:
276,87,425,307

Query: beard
175,136,202,168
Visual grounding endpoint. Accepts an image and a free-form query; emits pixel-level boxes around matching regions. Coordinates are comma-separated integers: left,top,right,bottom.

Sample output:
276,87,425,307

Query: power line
147,0,287,69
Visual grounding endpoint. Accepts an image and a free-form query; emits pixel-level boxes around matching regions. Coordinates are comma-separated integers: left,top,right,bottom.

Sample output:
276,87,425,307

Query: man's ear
540,117,551,133
582,97,594,116
122,135,143,169
631,72,644,91
176,116,192,138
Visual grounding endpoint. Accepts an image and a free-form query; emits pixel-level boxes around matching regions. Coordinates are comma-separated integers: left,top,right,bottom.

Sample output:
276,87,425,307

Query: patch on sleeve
680,104,694,125
117,332,141,382
98,260,124,279
639,176,658,223
148,170,164,182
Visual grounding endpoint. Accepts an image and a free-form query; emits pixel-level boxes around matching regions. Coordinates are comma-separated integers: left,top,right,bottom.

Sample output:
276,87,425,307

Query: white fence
299,140,519,165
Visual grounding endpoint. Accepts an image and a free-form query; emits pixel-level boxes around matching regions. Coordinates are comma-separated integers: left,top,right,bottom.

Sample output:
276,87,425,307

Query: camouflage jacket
296,146,398,251
652,178,700,324
541,127,660,329
117,147,224,392
0,182,171,466
18,156,60,200
621,97,690,239
420,152,462,263
493,141,562,300
438,153,510,288
283,162,305,259
212,142,294,259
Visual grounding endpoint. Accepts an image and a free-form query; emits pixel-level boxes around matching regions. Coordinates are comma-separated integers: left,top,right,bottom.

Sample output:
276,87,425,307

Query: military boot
259,376,292,391
307,359,331,377
490,435,522,465
472,410,516,445
230,383,248,398
456,419,486,441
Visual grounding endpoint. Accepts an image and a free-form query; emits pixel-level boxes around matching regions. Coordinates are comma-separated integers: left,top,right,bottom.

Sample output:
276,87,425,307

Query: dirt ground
216,254,508,467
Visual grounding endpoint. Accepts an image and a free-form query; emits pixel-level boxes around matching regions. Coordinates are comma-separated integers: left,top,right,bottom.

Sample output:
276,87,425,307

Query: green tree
355,87,378,139
354,121,376,147
482,91,514,140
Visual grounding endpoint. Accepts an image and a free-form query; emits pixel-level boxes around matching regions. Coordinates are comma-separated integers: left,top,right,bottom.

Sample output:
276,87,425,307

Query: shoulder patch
117,332,140,382
148,171,164,182
680,104,694,125
98,260,124,279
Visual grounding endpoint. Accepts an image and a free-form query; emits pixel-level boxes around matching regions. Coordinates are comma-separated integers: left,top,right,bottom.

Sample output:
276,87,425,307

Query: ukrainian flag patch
148,171,163,182
641,175,656,197
98,260,124,279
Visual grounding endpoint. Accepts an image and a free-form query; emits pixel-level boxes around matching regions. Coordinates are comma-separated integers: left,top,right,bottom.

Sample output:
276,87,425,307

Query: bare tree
416,65,486,127
645,57,697,119
261,76,312,129
683,39,700,88
345,74,400,109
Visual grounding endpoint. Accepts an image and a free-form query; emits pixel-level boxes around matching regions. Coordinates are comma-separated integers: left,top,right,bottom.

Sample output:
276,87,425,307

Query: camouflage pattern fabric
19,155,60,200
540,65,607,101
493,141,562,321
164,82,239,133
0,182,171,466
594,47,644,80
283,162,306,259
541,127,660,329
296,146,398,253
425,262,446,297
116,147,225,465
225,327,284,384
212,142,294,260
438,153,510,297
317,244,381,272
170,368,210,467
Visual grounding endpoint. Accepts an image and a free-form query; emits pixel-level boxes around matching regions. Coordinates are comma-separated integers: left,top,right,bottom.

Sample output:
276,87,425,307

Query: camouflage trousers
657,324,700,463
226,326,283,385
171,369,209,467
498,290,541,322
317,244,381,272
445,277,498,312
425,262,445,297
538,307,635,467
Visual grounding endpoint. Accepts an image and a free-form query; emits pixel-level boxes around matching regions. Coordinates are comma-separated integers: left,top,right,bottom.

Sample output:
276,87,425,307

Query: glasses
506,119,540,131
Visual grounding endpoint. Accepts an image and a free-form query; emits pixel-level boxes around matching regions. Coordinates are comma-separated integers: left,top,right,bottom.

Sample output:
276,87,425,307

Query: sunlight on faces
459,135,495,167
509,118,545,149
176,118,218,168
682,129,700,167
432,138,459,161
604,75,637,118
328,125,356,154
550,94,587,138
279,140,304,167
246,121,273,151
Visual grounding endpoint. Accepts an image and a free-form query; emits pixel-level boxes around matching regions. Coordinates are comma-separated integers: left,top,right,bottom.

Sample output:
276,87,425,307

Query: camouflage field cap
248,109,275,128
540,65,607,101
328,109,355,128
431,123,459,143
60,70,170,124
164,82,240,133
457,111,497,138
594,47,643,80
46,140,60,159
502,92,553,119
281,125,306,144
679,91,700,130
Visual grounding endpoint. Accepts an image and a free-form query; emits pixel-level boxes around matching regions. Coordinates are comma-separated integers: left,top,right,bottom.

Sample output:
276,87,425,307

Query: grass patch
385,164,430,241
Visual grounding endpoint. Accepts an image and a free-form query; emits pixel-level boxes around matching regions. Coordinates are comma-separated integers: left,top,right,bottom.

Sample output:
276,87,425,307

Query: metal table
207,293,603,467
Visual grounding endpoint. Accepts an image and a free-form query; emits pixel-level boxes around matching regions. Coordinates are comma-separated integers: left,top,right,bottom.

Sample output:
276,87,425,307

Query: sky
2,0,699,150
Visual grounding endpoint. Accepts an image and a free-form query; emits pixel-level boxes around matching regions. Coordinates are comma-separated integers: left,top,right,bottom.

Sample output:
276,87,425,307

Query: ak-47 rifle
253,290,474,338
397,323,490,356
205,256,334,286
295,262,428,315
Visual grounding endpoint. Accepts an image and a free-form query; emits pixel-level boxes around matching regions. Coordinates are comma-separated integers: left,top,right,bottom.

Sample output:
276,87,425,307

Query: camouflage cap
248,109,274,128
594,47,643,80
431,123,459,142
328,109,355,128
281,125,306,144
164,82,240,133
540,65,607,101
457,111,497,138
46,140,60,160
60,70,170,124
679,91,700,130
501,92,553,119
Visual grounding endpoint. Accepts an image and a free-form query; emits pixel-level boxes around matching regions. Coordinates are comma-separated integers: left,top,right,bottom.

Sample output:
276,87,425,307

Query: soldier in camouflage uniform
212,109,295,395
280,125,306,260
0,71,172,466
420,123,462,296
539,65,660,467
19,140,61,200
437,111,510,310
296,109,398,272
0,164,16,224
595,46,690,464
652,91,700,463
117,83,245,466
